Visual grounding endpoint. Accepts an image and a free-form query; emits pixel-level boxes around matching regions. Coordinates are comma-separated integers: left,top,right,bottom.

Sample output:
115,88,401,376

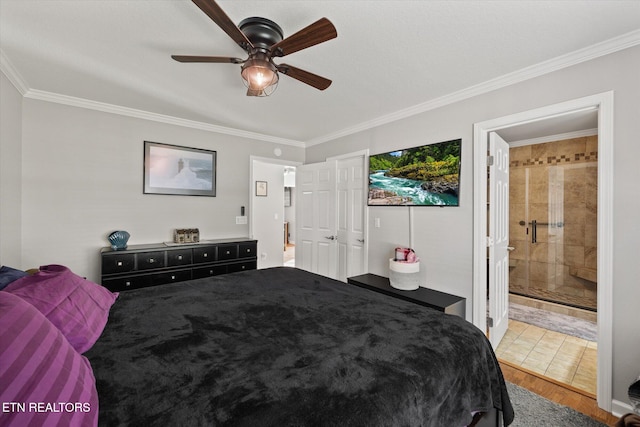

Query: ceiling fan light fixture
241,57,278,96
172,1,337,96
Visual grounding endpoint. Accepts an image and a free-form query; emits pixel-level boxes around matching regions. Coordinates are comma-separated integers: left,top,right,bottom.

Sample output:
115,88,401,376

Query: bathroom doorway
473,92,614,411
498,130,599,396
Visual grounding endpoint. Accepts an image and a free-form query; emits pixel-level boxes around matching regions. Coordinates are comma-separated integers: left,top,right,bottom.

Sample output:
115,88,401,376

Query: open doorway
493,120,599,396
250,157,301,270
284,166,296,267
473,92,614,411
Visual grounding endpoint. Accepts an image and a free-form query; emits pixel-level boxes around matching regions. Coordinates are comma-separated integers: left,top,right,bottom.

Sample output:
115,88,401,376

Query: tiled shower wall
508,136,598,310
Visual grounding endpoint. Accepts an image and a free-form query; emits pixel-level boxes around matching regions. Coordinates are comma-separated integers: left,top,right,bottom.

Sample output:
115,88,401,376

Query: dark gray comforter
86,267,513,426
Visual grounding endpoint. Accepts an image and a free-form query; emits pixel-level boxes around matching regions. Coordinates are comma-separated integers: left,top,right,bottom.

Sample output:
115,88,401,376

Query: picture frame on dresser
143,141,216,197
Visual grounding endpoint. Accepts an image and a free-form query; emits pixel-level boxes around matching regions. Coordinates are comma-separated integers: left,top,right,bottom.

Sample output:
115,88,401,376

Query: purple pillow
4,264,118,354
0,291,99,426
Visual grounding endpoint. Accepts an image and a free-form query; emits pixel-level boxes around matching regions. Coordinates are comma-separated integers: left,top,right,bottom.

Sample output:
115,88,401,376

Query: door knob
324,236,336,240
507,246,515,252
357,239,365,243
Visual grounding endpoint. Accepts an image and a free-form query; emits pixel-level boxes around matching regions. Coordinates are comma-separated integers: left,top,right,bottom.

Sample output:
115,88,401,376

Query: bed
85,266,513,426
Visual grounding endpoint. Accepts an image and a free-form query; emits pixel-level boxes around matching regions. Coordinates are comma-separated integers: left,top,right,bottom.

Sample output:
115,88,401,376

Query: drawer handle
149,258,155,263
171,275,176,280
241,265,246,270
246,249,251,253
117,261,123,266
177,255,183,260
203,253,208,258
226,250,231,255
125,281,131,287
209,270,214,275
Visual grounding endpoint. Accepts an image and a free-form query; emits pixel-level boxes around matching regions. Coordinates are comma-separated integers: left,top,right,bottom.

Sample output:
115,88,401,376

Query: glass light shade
241,58,278,96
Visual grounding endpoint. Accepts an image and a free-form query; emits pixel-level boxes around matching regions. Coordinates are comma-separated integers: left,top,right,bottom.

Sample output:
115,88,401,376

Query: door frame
249,155,302,267
472,91,613,410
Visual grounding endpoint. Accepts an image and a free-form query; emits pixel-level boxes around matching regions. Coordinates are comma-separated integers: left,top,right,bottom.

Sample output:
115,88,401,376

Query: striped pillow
4,264,118,354
0,291,99,426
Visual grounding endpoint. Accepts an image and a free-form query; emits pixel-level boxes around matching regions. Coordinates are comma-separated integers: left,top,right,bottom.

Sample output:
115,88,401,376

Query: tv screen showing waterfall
368,139,461,206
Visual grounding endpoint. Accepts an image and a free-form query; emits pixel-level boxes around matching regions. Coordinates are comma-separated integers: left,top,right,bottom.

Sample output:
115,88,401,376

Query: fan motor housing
239,17,284,49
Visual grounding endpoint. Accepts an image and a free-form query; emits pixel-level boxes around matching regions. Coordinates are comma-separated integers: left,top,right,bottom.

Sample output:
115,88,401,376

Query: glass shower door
508,138,598,311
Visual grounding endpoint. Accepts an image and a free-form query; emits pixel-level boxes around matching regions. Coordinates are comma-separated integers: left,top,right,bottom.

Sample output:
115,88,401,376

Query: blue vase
108,230,130,250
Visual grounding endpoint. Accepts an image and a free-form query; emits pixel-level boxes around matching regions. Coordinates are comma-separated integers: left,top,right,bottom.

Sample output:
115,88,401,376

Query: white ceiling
1,1,639,146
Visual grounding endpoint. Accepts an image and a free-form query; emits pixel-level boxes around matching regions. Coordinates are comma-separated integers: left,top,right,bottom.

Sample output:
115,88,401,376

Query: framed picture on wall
143,141,216,196
256,181,268,197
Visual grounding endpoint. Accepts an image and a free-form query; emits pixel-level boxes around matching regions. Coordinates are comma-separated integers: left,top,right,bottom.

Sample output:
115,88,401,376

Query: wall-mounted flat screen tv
368,138,461,206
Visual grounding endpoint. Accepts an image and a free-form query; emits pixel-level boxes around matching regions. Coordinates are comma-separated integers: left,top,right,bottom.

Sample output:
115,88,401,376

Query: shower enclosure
508,136,598,311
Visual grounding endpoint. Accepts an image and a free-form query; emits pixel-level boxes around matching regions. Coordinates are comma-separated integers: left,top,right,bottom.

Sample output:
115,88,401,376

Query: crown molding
305,29,640,147
4,29,639,148
508,128,598,148
22,89,304,147
0,49,29,95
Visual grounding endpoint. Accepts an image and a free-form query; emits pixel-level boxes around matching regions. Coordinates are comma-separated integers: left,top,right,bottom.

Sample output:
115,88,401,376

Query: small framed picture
255,181,268,196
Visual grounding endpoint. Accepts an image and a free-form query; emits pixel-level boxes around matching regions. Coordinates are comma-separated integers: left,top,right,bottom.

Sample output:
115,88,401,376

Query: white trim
612,399,634,418
0,50,29,95
3,30,638,147
326,149,370,161
508,128,598,148
306,29,639,147
249,156,303,241
473,91,614,412
21,88,305,147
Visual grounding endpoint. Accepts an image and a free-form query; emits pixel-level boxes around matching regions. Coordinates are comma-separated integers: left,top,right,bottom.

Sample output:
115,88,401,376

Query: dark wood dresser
101,238,257,292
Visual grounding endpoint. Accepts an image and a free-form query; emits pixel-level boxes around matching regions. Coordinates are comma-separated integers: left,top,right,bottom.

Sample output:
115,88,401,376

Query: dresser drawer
102,275,146,292
193,246,216,263
218,244,238,261
137,251,165,270
167,249,192,266
238,242,256,258
192,265,227,279
102,253,135,275
150,269,192,286
228,260,257,273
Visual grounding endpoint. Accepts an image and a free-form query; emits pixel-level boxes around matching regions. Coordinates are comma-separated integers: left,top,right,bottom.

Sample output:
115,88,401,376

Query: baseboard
611,399,633,418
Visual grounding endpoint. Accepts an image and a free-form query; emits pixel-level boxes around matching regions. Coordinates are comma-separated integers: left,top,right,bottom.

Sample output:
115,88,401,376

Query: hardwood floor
500,361,619,425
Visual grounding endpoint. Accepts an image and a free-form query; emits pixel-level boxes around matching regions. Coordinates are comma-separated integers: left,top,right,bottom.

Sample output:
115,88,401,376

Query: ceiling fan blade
192,0,253,51
277,64,332,90
172,55,244,64
271,18,337,57
171,55,245,64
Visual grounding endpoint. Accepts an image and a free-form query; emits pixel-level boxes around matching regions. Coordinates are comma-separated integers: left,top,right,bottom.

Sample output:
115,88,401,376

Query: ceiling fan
172,0,337,97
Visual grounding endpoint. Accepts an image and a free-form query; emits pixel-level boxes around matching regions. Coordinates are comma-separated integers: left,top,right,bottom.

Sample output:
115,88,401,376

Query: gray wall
0,72,22,266
7,96,303,281
306,45,640,408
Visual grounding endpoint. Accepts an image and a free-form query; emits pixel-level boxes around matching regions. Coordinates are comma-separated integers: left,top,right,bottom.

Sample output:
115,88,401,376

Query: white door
295,160,338,278
488,132,510,349
336,157,366,281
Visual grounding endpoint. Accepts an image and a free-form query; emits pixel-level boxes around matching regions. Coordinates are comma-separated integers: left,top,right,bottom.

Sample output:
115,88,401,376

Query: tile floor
496,319,597,395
